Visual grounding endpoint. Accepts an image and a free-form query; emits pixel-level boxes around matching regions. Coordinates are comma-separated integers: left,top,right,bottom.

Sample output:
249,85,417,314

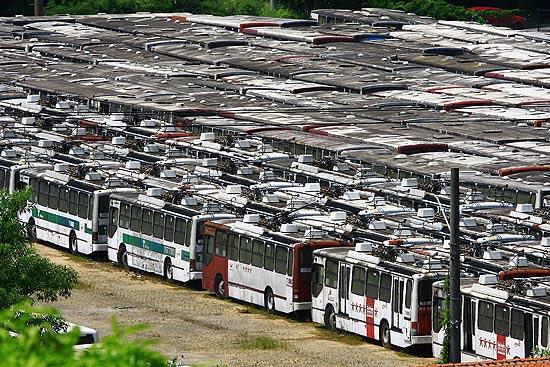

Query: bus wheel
214,275,225,298
380,321,391,349
69,232,78,254
164,258,173,281
27,219,37,242
324,304,337,330
117,245,128,268
264,288,275,313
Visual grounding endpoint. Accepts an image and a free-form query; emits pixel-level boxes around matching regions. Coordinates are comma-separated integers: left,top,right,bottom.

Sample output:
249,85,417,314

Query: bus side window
312,263,324,297
108,206,118,238
48,183,59,210
287,249,293,276
69,190,78,216
215,230,228,257
59,188,69,213
142,209,153,236
119,204,130,229
239,237,252,264
366,269,379,299
542,317,548,347
405,280,412,309
174,218,187,245
227,233,239,261
78,192,89,219
251,240,264,268
153,212,164,239
38,180,48,206
275,246,288,275
130,205,142,233
204,235,214,265
185,220,192,246
264,243,274,271
510,309,524,340
478,301,494,333
379,273,392,303
351,266,366,296
30,177,38,202
494,305,510,337
164,215,174,242
324,260,338,289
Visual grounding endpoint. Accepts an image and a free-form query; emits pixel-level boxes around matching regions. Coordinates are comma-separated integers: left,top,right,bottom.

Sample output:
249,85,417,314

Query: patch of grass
76,280,92,290
313,324,365,346
235,333,284,350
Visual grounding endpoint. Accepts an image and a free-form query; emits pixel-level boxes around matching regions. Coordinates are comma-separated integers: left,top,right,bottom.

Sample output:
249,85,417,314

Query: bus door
392,277,405,330
463,297,473,352
525,313,533,358
338,264,351,315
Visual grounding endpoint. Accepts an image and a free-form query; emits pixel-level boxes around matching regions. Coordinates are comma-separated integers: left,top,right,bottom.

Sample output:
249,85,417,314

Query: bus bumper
411,335,432,345
189,271,202,281
92,244,107,252
292,302,311,311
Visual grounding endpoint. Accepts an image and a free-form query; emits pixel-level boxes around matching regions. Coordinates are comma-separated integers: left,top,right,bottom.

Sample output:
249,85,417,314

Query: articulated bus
432,272,550,362
19,165,137,255
311,243,448,348
107,190,235,282
202,215,345,314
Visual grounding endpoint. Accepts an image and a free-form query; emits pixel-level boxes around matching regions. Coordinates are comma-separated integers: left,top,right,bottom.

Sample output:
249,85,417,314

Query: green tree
0,189,78,309
0,304,171,367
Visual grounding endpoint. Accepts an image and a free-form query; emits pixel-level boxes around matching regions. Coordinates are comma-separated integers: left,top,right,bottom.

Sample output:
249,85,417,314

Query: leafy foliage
532,345,550,358
46,0,174,15
366,0,486,22
0,189,78,309
439,277,452,364
0,304,172,367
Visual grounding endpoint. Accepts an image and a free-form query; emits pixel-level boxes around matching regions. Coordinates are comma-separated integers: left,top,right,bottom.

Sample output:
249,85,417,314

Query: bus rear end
292,240,345,310
410,275,440,344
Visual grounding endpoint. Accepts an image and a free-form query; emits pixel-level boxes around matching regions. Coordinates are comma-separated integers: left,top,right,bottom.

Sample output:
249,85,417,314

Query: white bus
311,243,448,348
432,272,550,362
107,189,235,282
20,164,137,255
202,214,345,314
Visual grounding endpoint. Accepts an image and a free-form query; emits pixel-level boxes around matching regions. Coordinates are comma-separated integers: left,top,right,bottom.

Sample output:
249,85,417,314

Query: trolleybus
202,214,345,314
311,243,448,348
107,189,235,282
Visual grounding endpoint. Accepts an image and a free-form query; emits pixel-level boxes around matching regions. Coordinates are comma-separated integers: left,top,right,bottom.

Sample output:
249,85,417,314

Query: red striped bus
202,214,345,314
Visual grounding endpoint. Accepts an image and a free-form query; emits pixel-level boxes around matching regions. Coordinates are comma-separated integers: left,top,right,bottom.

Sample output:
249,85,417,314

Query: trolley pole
34,0,44,16
270,0,277,10
449,167,461,363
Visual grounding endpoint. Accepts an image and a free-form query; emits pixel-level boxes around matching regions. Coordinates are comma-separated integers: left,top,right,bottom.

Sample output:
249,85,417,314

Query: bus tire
214,274,225,298
380,320,391,349
264,288,275,313
69,231,78,254
324,304,337,330
164,258,173,281
117,244,128,268
27,218,37,242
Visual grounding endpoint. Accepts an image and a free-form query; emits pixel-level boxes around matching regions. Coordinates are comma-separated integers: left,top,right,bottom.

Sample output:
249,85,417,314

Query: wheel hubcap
268,295,274,309
167,264,173,279
218,280,224,295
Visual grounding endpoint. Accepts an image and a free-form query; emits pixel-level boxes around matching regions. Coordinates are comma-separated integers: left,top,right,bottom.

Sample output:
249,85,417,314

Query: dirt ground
36,243,436,367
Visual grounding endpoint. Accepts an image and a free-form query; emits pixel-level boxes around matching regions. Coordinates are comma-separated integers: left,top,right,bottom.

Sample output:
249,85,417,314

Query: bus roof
314,246,449,277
